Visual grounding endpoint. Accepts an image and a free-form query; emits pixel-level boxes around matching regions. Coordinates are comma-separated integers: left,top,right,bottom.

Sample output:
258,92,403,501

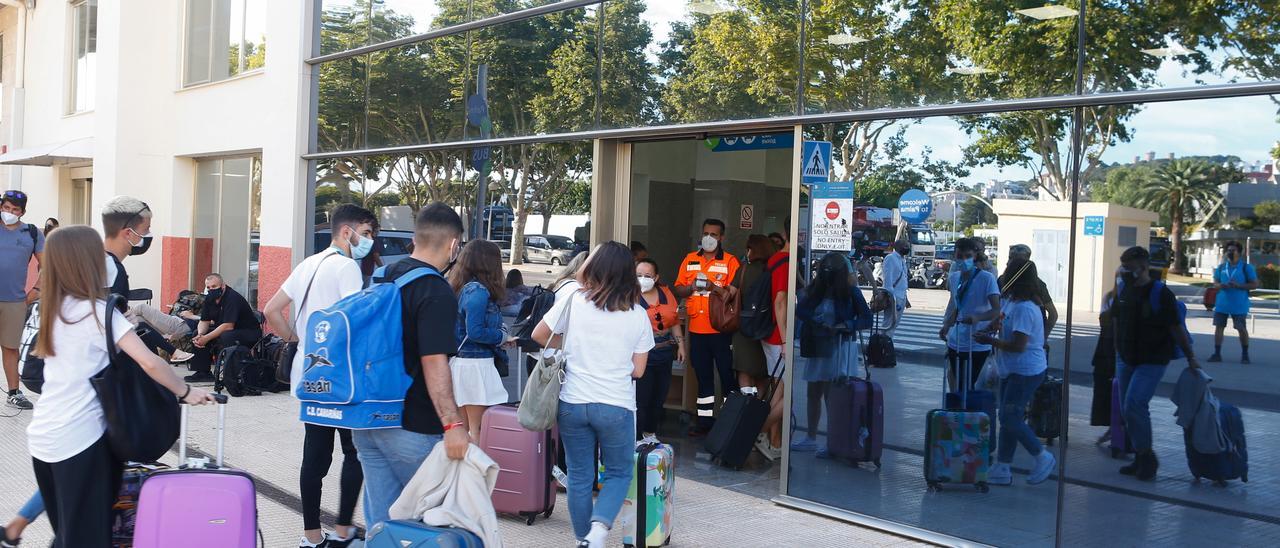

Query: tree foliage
1135,159,1237,273
1255,200,1280,227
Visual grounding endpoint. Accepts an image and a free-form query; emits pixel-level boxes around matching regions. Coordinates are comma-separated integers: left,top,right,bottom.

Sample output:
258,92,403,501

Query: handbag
92,294,181,462
518,294,574,431
277,252,338,384
710,284,741,333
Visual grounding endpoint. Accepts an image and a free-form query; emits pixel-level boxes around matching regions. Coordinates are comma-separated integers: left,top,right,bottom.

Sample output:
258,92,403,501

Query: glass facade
309,2,1280,545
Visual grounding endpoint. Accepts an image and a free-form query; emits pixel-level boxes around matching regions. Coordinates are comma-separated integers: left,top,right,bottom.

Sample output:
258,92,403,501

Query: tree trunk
542,211,552,235
509,146,533,266
1170,198,1185,275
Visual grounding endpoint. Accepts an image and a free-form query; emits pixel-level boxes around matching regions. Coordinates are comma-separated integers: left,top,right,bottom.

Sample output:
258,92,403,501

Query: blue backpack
296,267,441,429
1148,280,1193,360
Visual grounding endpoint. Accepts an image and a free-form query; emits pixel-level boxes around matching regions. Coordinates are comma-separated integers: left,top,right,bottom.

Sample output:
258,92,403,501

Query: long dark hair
448,239,506,302
806,252,853,304
580,241,641,312
1001,258,1039,302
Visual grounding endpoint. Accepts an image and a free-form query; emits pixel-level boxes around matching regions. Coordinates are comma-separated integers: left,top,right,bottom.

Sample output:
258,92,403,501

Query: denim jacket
455,281,506,358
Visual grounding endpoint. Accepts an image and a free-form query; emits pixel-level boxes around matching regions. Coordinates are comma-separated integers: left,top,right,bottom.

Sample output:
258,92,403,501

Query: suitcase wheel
523,513,537,526
927,481,942,492
976,482,989,493
1045,438,1055,447
543,508,553,519
1242,474,1248,483
1110,447,1122,459
873,459,882,469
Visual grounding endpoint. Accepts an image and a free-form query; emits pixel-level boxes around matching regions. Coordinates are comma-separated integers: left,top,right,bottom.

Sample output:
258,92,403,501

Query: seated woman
500,268,537,317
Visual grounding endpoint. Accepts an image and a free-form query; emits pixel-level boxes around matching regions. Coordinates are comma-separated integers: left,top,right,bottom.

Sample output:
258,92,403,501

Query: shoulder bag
92,294,181,462
277,252,338,384
710,269,742,333
518,293,574,431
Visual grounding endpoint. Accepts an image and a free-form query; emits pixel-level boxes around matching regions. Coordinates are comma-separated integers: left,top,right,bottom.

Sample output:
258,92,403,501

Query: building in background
0,0,310,308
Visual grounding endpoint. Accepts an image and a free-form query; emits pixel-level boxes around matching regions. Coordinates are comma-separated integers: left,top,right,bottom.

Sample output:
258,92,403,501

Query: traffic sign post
802,141,832,184
1084,216,1105,236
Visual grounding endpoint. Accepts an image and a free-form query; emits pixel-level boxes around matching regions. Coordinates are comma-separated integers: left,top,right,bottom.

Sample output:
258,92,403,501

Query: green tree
1136,159,1225,274
1254,200,1280,226
956,196,995,231
1271,142,1279,161
940,0,1279,200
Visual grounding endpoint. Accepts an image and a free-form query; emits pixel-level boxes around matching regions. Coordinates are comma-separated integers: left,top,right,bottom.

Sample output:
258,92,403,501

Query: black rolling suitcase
704,357,781,468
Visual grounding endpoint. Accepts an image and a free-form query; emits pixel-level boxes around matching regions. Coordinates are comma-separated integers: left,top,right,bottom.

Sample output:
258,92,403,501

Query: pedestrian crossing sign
802,141,832,184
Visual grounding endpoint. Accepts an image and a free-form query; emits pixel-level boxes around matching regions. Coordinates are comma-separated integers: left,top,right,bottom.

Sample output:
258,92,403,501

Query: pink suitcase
133,395,259,548
480,402,557,525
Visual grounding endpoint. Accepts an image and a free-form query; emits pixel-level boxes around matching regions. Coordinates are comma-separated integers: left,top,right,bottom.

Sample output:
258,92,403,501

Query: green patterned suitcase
600,442,674,547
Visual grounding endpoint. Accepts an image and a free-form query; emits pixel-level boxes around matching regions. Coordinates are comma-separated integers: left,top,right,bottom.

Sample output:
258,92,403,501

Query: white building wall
0,0,313,298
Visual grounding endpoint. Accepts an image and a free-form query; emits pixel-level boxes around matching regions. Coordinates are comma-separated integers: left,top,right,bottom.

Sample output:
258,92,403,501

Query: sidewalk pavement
786,353,1280,547
0,388,923,548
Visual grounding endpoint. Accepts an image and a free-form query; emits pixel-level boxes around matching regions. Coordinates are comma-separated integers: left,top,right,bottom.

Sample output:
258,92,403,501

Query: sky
629,2,1280,185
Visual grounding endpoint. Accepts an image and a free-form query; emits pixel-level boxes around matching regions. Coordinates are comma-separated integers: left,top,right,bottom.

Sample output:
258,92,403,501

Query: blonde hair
36,226,109,358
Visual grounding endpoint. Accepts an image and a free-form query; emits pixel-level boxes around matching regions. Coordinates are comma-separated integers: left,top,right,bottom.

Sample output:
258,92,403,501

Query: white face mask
638,276,656,292
0,212,19,225
700,235,718,252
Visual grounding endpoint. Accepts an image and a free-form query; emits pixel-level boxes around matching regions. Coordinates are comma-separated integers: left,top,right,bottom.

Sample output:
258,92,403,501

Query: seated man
185,273,263,383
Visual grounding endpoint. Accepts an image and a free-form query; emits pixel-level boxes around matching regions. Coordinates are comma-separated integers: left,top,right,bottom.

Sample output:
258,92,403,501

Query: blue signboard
801,141,833,184
1084,215,1105,236
898,189,933,224
705,132,794,152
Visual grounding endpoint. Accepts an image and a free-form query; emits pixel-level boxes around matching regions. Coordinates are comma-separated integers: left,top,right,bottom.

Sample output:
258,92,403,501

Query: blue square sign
802,141,832,184
1084,215,1105,236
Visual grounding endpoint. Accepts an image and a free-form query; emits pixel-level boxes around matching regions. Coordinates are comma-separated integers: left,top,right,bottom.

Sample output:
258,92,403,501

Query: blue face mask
957,258,975,272
351,235,375,260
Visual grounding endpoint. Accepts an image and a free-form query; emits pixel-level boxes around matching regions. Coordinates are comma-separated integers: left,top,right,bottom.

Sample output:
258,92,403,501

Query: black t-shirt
200,286,261,332
1112,281,1177,366
382,257,458,435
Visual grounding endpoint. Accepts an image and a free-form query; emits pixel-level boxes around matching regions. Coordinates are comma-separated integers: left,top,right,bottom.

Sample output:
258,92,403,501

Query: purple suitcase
826,333,884,466
134,396,259,548
481,402,557,525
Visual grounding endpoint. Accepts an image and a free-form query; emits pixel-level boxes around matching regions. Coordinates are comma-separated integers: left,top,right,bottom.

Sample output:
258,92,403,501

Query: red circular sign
825,201,840,220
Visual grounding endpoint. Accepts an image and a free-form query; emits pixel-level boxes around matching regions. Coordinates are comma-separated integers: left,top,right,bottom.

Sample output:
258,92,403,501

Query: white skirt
450,356,509,406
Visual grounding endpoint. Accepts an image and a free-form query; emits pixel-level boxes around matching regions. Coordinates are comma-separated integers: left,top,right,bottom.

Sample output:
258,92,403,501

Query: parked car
496,239,513,261
314,229,415,267
522,234,576,265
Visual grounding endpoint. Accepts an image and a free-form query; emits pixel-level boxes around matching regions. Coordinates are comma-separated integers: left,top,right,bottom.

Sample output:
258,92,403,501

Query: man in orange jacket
674,219,741,436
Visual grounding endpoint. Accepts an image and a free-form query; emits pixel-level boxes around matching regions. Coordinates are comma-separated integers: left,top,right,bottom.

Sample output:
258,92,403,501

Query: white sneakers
1028,450,1057,485
990,450,1056,486
988,463,1013,486
170,349,195,363
755,433,782,461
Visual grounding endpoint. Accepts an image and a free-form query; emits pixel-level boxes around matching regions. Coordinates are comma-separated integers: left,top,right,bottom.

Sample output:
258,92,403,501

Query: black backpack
214,345,260,397
739,257,789,340
19,303,44,393
514,285,557,353
249,335,290,393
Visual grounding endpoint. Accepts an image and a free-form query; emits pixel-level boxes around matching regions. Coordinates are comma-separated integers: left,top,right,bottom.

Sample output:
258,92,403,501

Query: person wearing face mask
263,204,375,548
673,218,741,436
187,273,263,382
939,238,1002,392
355,203,471,528
99,196,195,365
1111,246,1199,480
0,190,43,410
1208,241,1258,364
635,258,685,441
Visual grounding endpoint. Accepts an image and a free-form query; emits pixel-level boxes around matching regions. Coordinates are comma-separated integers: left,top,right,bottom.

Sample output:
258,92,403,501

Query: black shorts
1213,312,1246,330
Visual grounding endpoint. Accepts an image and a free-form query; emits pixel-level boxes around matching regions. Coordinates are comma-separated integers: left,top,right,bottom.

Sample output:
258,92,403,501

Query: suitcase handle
179,394,229,468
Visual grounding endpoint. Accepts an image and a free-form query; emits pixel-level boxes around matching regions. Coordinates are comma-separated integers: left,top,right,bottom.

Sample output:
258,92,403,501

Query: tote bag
92,295,181,462
518,296,573,431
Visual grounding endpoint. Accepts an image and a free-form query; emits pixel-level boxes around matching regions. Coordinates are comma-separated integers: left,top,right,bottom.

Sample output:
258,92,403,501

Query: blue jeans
1117,361,1167,452
997,372,1046,464
17,491,43,522
352,428,442,528
558,401,635,540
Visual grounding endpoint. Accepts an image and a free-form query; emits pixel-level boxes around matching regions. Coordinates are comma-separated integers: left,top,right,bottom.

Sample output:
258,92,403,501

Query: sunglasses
124,203,151,231
3,190,27,201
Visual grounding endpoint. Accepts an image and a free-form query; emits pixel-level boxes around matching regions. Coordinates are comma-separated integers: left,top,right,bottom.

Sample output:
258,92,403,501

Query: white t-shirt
27,298,134,463
946,270,1000,352
542,290,654,411
280,248,363,393
997,299,1048,378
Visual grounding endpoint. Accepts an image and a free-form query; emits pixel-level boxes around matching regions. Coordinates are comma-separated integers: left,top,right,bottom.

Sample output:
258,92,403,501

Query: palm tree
1137,159,1224,275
